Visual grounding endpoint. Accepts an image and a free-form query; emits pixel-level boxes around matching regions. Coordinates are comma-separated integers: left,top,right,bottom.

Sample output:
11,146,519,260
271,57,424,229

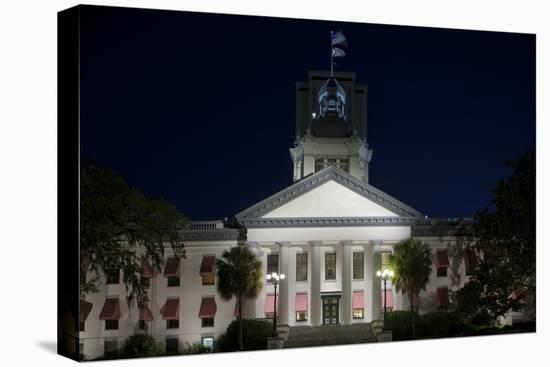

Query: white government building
80,70,504,359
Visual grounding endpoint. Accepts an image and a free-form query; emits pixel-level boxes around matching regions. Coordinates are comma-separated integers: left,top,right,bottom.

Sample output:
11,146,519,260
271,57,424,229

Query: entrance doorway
322,296,339,324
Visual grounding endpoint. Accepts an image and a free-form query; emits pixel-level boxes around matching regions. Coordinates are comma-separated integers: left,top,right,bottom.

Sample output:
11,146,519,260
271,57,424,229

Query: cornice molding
241,216,419,228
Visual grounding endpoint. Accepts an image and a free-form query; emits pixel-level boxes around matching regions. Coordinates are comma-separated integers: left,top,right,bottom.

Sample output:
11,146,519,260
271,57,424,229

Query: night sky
80,5,535,221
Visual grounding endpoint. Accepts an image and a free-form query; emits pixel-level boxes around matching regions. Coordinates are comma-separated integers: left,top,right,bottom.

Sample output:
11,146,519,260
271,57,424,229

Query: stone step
284,323,376,348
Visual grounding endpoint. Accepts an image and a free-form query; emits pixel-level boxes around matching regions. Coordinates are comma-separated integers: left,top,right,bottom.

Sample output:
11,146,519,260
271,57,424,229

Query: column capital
277,241,291,247
246,241,259,248
308,240,322,247
371,239,384,251
341,240,353,247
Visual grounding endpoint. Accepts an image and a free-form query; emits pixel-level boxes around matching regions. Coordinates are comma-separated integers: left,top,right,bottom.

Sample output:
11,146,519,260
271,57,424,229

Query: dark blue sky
80,5,535,221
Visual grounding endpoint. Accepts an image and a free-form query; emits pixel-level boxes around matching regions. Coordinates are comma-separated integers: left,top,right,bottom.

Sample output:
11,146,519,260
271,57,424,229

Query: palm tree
388,238,432,339
216,245,263,351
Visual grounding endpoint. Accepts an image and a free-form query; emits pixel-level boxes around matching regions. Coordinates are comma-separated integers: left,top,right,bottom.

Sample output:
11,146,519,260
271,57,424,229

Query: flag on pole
332,47,346,57
331,31,348,47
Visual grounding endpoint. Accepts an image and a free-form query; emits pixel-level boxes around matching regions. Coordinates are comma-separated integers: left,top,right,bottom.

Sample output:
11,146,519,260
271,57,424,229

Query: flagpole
330,31,334,78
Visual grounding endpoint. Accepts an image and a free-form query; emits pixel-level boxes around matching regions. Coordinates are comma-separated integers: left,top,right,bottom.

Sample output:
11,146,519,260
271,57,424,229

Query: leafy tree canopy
80,163,188,307
456,150,535,321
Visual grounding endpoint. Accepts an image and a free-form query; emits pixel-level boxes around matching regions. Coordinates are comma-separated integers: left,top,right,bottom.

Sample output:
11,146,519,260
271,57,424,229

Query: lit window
202,272,215,286
201,336,214,350
325,253,336,280
296,311,308,322
353,309,364,319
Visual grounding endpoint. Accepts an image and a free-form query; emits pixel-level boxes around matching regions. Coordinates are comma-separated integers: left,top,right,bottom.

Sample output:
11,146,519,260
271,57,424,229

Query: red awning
437,250,449,267
295,293,308,312
161,299,180,320
200,256,216,275
265,294,278,314
381,290,394,309
511,288,526,301
199,297,217,318
80,300,92,323
437,287,449,307
99,298,121,320
234,297,246,317
141,257,154,279
138,303,153,321
353,291,364,309
164,258,180,277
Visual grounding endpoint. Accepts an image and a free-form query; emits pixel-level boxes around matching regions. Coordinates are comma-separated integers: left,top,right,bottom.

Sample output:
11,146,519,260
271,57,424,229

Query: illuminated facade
79,71,525,359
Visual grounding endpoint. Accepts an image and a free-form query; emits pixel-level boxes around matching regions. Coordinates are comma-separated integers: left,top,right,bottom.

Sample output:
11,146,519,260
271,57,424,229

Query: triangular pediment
236,166,421,222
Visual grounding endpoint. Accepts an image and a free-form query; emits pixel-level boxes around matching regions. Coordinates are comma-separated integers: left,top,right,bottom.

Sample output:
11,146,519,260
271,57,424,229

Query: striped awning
295,293,308,312
436,250,449,267
80,300,92,323
200,256,216,275
437,287,449,308
141,257,154,279
199,297,217,318
353,291,364,309
381,290,394,309
99,298,121,320
161,298,180,320
138,304,153,321
265,294,278,314
164,258,180,277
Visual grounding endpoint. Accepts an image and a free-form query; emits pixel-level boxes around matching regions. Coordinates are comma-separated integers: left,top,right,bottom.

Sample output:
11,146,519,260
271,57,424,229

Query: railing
190,221,225,230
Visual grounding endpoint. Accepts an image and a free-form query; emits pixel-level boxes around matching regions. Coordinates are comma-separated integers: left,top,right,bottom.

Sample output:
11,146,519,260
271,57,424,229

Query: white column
341,240,353,325
309,241,322,326
369,240,382,321
277,241,291,325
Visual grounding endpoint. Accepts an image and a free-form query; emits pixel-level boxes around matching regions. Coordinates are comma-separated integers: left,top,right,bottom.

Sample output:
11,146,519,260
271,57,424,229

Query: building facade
80,71,515,359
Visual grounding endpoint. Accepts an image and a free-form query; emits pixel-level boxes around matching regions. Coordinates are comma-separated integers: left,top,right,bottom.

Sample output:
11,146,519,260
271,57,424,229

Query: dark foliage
215,319,272,352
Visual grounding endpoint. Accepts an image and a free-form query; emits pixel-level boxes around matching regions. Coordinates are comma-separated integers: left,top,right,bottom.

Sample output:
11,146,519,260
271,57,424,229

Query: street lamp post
376,268,394,329
266,272,285,337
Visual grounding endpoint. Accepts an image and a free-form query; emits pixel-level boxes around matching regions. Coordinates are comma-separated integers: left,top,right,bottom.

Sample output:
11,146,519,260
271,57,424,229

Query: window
296,253,308,281
201,317,214,328
315,156,350,172
79,321,85,332
167,276,180,287
165,337,179,354
381,251,391,268
296,311,308,322
106,269,119,284
104,339,118,358
138,320,146,330
167,319,179,329
201,336,214,350
105,320,118,330
266,254,279,281
79,343,84,360
353,252,364,279
436,250,449,278
353,309,364,319
325,252,336,280
202,272,215,285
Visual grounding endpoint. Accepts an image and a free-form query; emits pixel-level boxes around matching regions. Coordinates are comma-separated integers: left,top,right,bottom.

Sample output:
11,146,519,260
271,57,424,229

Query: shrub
182,342,212,355
215,319,272,352
385,311,421,341
119,334,163,358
